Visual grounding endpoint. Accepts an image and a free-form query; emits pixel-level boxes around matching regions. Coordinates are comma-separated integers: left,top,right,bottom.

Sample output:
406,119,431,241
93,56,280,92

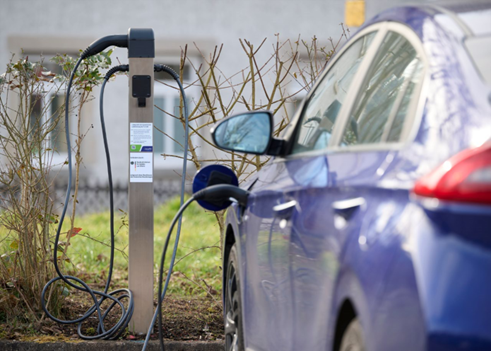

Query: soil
0,283,224,343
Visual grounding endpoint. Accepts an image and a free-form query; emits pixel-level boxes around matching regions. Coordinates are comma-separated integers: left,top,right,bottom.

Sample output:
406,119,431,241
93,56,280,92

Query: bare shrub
156,31,348,243
0,52,111,324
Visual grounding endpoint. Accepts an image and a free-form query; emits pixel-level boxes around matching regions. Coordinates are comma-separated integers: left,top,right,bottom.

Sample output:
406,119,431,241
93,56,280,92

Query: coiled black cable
42,59,191,347
41,62,133,340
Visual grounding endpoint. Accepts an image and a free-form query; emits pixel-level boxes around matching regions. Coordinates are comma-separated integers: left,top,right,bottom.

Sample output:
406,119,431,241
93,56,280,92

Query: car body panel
222,3,491,351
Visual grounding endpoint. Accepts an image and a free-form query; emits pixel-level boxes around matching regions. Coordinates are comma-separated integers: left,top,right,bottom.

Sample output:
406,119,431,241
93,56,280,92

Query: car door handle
332,197,365,220
273,200,297,219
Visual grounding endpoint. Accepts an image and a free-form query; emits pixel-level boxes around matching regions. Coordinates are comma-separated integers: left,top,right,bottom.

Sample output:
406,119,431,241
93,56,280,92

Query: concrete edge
0,340,224,351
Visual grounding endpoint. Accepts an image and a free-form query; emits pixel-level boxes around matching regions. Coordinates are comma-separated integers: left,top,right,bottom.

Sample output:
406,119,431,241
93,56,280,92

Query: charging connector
82,35,128,59
81,28,154,60
194,184,249,208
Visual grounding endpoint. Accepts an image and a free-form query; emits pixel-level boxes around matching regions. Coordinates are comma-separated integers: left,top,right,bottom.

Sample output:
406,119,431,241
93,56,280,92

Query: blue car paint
222,4,491,351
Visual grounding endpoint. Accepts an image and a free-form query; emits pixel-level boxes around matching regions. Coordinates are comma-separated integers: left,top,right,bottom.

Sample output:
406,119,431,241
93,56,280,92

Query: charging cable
42,34,238,349
41,35,133,339
42,56,191,342
138,64,190,351
41,61,134,340
156,185,249,351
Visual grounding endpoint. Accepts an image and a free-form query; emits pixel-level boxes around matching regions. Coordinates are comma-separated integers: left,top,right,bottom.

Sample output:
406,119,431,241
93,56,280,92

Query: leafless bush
0,52,112,324
156,30,348,243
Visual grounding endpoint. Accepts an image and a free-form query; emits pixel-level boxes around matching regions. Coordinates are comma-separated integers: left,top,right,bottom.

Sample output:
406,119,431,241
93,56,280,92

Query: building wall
0,0,425,185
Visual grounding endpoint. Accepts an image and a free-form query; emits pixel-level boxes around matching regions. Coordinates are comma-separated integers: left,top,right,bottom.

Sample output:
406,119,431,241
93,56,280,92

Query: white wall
0,0,425,184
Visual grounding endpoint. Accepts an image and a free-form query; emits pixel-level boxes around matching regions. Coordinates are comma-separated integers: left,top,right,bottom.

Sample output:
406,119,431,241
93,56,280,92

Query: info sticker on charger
130,123,153,152
130,153,153,183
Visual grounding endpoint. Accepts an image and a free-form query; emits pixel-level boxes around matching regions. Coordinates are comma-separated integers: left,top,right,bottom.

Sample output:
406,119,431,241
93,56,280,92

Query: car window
291,31,377,154
341,31,424,146
465,34,491,84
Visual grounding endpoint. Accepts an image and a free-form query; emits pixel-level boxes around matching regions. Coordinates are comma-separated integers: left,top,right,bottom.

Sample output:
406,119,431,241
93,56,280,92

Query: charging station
42,27,248,350
43,28,161,338
127,28,155,334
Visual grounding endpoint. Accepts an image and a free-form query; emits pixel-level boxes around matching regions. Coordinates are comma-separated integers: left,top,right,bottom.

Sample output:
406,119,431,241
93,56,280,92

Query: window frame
153,92,184,157
281,22,428,160
43,91,69,164
29,84,72,168
329,22,428,153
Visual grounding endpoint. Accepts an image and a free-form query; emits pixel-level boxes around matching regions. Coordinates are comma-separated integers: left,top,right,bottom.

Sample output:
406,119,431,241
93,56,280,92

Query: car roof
361,1,491,38
429,0,491,36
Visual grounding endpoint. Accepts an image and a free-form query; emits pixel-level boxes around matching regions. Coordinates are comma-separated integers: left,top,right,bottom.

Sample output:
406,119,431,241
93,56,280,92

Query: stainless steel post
127,28,155,334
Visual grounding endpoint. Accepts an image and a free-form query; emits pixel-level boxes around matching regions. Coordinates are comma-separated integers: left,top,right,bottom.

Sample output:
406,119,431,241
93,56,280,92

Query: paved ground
0,340,224,351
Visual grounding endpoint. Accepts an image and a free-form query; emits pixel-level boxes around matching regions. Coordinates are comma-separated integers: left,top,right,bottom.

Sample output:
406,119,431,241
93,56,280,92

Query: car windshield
465,34,491,84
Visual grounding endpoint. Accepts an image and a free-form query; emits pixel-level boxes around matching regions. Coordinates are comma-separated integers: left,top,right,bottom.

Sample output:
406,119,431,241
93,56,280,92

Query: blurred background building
0,0,426,212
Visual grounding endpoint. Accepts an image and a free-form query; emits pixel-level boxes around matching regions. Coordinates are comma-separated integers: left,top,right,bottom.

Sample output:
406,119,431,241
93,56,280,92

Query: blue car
210,2,491,351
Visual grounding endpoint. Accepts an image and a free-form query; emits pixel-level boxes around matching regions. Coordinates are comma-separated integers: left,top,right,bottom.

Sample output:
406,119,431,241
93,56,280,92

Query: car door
284,24,426,351
240,163,296,351
240,27,383,351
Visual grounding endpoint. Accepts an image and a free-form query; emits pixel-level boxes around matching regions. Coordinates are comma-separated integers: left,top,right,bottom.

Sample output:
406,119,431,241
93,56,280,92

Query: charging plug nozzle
194,184,249,208
82,34,128,59
81,28,154,60
104,64,129,80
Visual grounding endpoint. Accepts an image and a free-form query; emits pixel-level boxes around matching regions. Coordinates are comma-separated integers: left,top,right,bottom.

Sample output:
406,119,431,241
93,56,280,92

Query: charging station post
128,28,155,334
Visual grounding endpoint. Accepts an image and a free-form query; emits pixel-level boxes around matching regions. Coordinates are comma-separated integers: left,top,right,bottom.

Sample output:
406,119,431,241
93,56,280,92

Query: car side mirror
211,111,284,156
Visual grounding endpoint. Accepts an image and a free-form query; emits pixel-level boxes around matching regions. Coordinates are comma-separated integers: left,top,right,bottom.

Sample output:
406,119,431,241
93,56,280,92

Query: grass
67,196,223,298
0,198,226,342
0,195,223,300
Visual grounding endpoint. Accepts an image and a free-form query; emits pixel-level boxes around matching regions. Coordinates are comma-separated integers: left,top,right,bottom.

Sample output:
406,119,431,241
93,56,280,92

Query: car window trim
328,24,389,148
329,22,428,153
281,23,388,161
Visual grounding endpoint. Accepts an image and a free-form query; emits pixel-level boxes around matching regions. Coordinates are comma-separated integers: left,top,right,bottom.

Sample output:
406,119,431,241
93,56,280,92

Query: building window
153,61,198,167
29,92,68,160
153,96,186,156
25,53,77,163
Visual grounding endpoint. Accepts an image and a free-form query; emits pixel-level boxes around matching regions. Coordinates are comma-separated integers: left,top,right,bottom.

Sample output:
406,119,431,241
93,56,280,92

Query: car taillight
413,144,491,205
